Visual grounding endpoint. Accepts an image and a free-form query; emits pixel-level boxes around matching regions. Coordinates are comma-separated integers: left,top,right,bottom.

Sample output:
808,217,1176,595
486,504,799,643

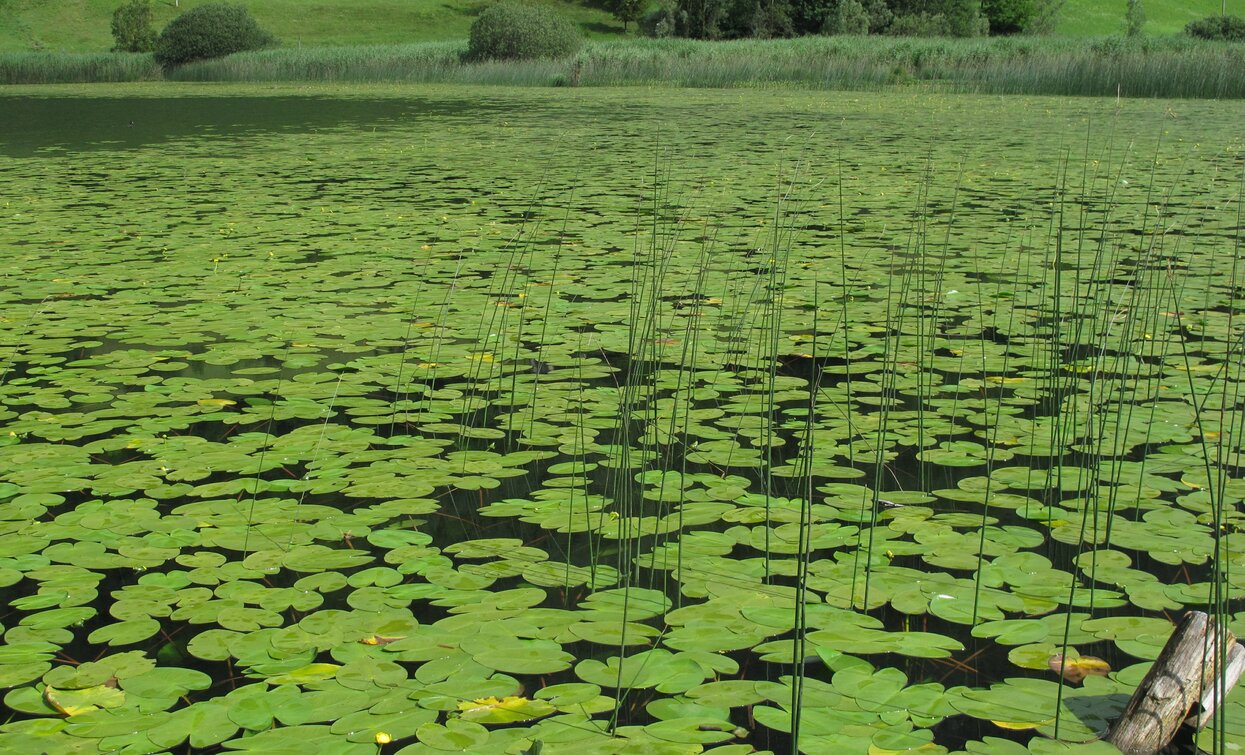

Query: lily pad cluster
0,84,1243,753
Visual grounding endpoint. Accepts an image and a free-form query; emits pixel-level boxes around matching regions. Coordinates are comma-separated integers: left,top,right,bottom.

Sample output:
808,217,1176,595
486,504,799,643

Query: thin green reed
1067,140,1133,618
915,161,963,496
1193,168,1244,755
860,157,928,610
665,225,717,611
241,340,292,558
1053,132,1130,738
968,217,1017,628
512,189,574,453
788,278,820,754
416,255,466,429
836,157,859,531
604,149,686,720
387,275,426,438
459,183,546,452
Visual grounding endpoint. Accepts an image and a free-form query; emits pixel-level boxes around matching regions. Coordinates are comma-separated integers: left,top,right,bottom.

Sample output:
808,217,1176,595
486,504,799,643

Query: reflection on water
0,95,491,157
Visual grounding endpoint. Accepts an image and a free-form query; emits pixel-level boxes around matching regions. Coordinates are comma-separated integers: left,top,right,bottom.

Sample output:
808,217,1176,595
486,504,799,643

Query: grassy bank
0,0,623,53
0,0,1232,52
5,35,1245,98
1056,0,1230,36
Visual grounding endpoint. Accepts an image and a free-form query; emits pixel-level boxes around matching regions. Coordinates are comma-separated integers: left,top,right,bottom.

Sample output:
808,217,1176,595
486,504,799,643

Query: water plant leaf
1048,654,1111,684
456,695,556,724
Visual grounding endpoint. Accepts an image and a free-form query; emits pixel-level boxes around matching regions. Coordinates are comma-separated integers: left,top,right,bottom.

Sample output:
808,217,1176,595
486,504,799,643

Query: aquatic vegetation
0,84,1242,753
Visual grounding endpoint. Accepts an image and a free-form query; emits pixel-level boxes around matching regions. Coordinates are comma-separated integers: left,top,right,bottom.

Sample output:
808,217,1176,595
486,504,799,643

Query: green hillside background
0,0,1239,53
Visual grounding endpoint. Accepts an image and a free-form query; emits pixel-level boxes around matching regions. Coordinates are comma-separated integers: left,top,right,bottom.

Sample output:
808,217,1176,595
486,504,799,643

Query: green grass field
1055,0,1237,37
3,0,1244,53
0,0,625,53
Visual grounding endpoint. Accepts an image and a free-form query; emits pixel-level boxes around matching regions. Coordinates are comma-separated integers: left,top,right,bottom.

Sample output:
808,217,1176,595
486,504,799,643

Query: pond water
0,83,1243,754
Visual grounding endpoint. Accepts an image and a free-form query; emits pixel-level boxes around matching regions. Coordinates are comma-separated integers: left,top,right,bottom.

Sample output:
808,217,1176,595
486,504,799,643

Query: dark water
0,95,493,157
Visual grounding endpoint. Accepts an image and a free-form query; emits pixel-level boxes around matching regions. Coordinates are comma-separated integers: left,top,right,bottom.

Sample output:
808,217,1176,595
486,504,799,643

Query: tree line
626,0,1063,39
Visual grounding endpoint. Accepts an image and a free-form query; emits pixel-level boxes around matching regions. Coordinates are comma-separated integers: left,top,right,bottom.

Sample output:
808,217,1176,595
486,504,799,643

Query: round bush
154,3,276,68
466,3,583,62
1185,15,1245,42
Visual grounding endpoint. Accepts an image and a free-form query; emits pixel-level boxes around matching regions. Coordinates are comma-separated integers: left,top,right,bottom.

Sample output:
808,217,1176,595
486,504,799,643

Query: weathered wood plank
1189,640,1245,731
1106,611,1237,754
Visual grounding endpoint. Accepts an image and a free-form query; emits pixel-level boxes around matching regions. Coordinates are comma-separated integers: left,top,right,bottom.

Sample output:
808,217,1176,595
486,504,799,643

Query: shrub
1124,0,1145,37
981,0,1033,34
154,3,276,68
1185,15,1245,42
466,4,583,61
111,0,157,53
613,0,645,32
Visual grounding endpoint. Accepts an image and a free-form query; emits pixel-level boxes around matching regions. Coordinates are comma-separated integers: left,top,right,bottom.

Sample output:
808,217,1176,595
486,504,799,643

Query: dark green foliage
980,0,1034,34
1124,0,1144,37
466,3,583,60
672,0,791,38
943,0,988,36
887,11,950,35
1185,15,1245,42
887,0,985,36
792,0,886,35
826,0,869,34
111,0,157,53
862,0,895,32
788,0,835,34
675,0,729,38
153,3,275,68
664,0,1032,38
640,5,679,36
744,0,794,38
613,0,645,31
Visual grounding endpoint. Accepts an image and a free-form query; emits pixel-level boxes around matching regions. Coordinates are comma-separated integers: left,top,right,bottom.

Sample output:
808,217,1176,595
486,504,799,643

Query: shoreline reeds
3,35,1245,98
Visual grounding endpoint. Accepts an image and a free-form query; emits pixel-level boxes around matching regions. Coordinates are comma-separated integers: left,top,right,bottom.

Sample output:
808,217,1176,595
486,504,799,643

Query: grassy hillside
1055,0,1235,37
0,0,625,53
1,0,1241,53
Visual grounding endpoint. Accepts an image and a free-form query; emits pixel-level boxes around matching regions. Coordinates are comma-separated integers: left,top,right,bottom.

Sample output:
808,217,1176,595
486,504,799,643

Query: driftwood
1106,611,1241,754
1189,640,1245,731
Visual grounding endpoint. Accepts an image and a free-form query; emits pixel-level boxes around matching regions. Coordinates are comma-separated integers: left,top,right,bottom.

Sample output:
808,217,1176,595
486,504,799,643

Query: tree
154,3,276,68
825,0,870,34
675,0,728,38
980,0,1034,34
944,0,988,35
788,0,833,34
614,0,645,31
466,3,582,60
750,0,794,37
862,0,894,31
1125,0,1145,37
1186,14,1245,41
885,0,986,36
111,0,157,53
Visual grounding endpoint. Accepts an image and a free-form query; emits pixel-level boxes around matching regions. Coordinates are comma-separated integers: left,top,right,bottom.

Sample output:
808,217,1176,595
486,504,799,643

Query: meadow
0,0,1234,52
0,82,1243,753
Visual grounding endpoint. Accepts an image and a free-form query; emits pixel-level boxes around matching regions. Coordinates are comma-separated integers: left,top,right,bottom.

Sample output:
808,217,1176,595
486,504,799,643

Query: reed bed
3,35,1235,98
175,35,1245,98
0,51,160,84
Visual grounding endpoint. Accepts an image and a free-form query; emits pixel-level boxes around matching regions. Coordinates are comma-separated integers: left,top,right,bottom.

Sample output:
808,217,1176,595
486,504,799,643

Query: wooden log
1188,640,1245,731
1106,611,1237,754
